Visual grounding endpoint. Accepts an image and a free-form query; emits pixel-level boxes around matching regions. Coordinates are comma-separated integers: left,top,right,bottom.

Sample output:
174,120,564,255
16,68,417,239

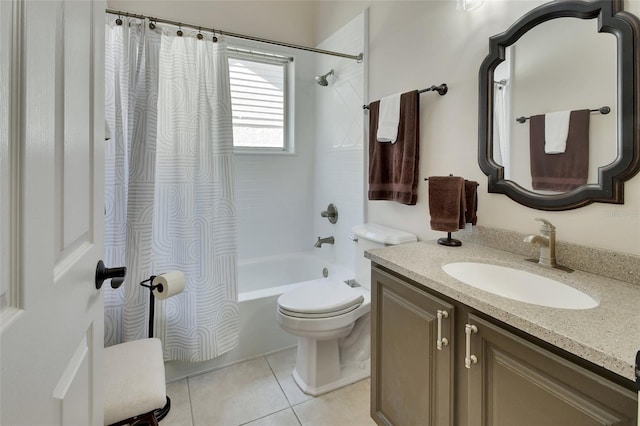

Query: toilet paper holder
139,271,185,338
140,275,162,339
138,274,173,422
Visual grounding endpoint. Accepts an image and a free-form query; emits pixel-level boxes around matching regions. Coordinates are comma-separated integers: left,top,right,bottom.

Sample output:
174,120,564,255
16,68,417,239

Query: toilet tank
352,223,417,290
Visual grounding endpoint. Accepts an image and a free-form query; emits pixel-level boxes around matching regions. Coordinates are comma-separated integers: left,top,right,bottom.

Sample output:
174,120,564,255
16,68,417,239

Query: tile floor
161,347,377,426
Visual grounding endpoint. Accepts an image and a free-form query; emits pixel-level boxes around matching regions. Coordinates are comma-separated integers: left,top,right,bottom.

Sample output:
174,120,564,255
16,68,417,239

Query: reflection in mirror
492,48,512,179
492,17,617,194
478,0,640,210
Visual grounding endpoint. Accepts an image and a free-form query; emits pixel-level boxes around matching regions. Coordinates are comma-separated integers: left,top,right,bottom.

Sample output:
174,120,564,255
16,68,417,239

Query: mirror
478,0,640,210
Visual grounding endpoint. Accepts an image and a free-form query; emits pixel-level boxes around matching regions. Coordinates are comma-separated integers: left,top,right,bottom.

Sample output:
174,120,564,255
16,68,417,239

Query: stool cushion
104,338,166,425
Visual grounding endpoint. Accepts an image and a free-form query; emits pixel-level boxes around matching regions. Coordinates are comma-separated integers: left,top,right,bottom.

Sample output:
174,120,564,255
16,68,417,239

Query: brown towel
368,91,420,205
428,176,466,232
529,109,590,191
464,180,478,225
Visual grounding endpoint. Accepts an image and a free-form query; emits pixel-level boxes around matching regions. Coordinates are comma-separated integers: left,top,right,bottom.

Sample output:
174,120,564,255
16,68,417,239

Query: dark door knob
95,260,127,290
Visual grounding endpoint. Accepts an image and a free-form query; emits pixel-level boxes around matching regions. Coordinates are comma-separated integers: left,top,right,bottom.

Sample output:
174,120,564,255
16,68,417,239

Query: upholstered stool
104,338,168,426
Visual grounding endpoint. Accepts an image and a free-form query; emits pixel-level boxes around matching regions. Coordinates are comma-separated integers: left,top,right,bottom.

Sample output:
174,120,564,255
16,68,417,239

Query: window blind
229,56,286,149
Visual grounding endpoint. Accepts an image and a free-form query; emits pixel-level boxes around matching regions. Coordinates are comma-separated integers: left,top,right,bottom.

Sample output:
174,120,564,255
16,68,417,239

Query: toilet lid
277,282,364,318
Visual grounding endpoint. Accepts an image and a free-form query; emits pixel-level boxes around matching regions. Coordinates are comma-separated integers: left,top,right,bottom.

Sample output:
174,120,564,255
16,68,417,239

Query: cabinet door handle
465,324,478,368
436,309,449,350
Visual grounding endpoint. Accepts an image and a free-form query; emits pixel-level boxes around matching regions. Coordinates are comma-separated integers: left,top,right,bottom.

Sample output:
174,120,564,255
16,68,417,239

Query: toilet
276,223,417,396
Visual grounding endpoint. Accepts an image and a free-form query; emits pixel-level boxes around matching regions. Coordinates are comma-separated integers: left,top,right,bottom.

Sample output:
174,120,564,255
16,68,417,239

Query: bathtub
165,252,354,382
238,252,353,300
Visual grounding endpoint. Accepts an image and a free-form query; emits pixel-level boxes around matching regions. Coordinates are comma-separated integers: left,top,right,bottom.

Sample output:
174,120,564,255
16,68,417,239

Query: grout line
264,354,295,408
237,407,300,426
264,352,307,425
291,404,303,426
186,377,196,426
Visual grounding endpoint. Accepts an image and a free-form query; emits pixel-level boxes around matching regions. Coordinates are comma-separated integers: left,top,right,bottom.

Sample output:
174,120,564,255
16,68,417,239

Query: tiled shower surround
234,13,366,269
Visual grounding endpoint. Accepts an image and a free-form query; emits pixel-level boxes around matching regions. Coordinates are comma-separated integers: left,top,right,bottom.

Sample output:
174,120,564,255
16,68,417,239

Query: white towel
544,110,571,154
377,93,401,143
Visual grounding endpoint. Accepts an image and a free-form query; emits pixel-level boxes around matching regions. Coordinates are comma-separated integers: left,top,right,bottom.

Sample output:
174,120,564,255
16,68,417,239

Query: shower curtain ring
212,29,218,42
177,24,183,37
115,11,123,26
197,27,203,40
149,18,156,30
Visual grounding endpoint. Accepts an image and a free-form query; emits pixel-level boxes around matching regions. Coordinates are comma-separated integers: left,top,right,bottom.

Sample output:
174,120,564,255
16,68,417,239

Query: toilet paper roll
152,271,185,300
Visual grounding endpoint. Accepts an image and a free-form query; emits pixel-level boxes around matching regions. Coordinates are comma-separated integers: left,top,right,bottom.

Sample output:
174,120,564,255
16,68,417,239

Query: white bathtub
165,252,353,382
238,252,353,300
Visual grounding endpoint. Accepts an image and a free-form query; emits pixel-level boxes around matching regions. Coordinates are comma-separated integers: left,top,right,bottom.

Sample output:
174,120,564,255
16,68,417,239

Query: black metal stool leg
154,396,171,422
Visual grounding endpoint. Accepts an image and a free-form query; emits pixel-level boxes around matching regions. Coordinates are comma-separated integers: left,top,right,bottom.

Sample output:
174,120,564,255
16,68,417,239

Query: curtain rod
105,9,364,62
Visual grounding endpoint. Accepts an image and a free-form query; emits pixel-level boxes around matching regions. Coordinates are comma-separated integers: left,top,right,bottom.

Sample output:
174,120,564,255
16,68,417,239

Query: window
228,53,291,152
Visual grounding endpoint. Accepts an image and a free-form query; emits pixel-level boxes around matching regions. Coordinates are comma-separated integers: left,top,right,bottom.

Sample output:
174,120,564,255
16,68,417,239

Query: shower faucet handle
320,203,338,224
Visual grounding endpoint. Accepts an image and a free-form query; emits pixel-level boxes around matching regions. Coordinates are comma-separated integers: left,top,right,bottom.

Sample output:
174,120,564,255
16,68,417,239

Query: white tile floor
161,347,377,426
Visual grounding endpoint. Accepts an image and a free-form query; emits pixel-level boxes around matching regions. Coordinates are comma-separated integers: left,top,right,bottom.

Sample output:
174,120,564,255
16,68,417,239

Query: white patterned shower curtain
493,51,512,180
104,17,239,362
493,82,510,179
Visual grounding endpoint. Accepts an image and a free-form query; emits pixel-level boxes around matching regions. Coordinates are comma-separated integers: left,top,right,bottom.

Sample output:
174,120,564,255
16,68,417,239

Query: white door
1,0,107,425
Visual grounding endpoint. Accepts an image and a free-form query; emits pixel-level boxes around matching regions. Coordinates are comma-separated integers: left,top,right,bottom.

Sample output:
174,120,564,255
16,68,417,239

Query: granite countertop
366,240,640,382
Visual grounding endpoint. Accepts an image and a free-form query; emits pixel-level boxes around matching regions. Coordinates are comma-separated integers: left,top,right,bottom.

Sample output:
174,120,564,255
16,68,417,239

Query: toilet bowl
276,223,417,396
277,281,371,396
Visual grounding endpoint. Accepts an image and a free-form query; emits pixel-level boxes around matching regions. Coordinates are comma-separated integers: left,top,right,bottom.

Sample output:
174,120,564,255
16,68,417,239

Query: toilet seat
277,282,364,319
278,304,360,319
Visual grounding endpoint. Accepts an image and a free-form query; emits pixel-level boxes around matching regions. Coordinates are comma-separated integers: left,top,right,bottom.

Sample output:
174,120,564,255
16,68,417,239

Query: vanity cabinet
371,267,455,426
464,314,636,426
371,265,638,426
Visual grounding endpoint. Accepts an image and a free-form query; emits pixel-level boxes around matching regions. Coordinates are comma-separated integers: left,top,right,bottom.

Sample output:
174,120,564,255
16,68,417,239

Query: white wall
315,0,640,256
312,12,367,271
232,42,317,260
236,11,367,264
232,14,366,263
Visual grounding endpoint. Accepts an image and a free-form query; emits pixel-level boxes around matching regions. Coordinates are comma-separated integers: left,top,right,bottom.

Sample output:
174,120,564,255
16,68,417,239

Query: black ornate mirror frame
478,0,640,211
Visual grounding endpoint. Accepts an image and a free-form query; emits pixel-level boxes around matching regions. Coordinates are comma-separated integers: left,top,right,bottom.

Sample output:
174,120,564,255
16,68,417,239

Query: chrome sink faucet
523,218,558,268
314,236,335,248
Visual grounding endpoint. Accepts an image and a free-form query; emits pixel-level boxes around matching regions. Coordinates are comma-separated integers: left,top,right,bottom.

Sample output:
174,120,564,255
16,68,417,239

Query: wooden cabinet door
371,267,455,426
465,314,637,426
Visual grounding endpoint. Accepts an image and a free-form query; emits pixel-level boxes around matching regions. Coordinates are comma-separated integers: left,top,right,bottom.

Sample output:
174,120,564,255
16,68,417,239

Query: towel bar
363,84,448,110
425,177,478,186
516,106,610,123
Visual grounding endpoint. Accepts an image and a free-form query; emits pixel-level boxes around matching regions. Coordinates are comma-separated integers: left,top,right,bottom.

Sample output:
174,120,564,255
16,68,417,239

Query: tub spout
314,236,335,248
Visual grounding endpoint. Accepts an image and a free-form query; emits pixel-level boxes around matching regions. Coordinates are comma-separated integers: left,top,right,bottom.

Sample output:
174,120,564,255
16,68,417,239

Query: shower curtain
104,17,239,362
493,81,510,179
493,54,511,180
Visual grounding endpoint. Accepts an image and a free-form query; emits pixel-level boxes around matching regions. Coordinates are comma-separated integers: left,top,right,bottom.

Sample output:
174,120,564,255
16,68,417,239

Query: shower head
315,69,334,86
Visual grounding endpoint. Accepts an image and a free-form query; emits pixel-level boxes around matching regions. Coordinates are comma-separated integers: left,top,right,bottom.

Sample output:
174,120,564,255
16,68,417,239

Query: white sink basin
441,262,598,309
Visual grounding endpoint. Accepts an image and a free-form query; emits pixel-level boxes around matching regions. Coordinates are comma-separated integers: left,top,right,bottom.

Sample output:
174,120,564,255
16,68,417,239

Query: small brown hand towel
368,90,420,205
428,176,466,232
464,180,478,225
529,109,590,191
